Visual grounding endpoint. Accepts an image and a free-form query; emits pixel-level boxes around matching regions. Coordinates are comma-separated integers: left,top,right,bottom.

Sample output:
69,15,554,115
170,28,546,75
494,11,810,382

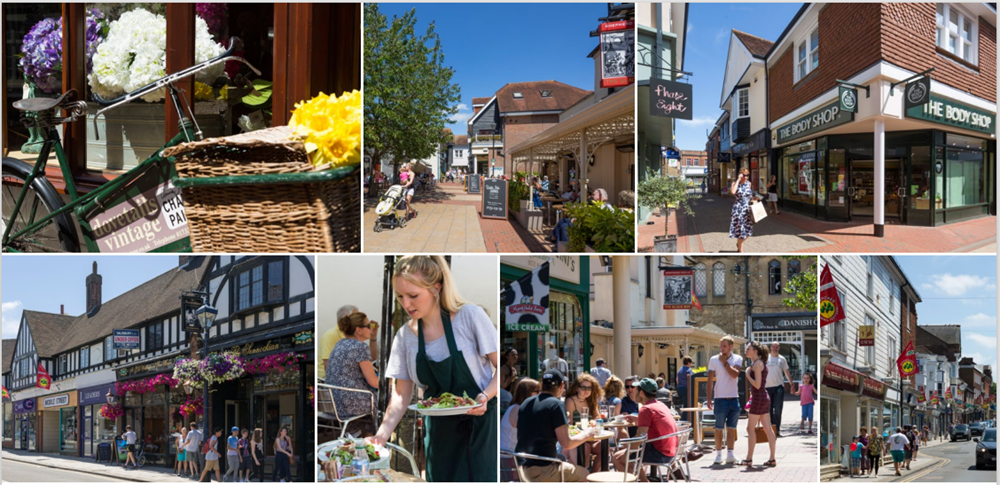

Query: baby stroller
373,185,407,232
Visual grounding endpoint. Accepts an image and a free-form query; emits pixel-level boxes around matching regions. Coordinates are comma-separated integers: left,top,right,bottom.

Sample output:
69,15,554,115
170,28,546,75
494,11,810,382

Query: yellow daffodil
288,90,362,168
217,85,228,101
193,82,214,101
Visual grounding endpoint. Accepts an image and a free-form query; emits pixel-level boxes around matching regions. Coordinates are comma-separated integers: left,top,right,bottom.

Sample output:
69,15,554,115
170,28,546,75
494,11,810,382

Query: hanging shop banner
931,390,939,405
481,178,508,220
905,94,995,135
903,76,930,111
819,265,846,327
861,377,888,400
858,325,875,346
896,340,919,377
662,269,694,310
822,362,862,393
691,290,702,311
775,102,854,144
917,387,926,403
599,20,635,88
839,86,859,113
649,78,693,120
504,262,550,333
1,385,8,400
37,363,51,389
113,329,141,350
945,387,952,399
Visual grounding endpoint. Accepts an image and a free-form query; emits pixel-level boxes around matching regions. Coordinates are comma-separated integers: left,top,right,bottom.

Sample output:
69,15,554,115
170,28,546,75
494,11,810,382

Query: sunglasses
579,386,593,391
358,323,373,329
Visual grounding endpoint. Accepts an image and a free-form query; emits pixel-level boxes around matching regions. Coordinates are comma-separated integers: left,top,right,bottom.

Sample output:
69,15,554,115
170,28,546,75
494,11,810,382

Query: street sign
113,329,140,350
904,76,930,111
663,269,694,309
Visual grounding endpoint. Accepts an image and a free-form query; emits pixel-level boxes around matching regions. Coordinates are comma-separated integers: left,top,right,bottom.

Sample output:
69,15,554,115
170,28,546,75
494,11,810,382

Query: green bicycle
2,38,258,253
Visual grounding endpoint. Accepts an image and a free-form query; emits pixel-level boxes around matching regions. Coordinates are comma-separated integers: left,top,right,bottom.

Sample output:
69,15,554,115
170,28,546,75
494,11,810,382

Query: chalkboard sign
468,175,481,194
96,442,113,464
649,78,693,120
481,179,508,220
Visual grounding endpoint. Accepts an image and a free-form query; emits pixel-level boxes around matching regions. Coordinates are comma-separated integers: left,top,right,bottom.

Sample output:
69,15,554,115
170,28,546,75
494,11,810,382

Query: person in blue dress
729,167,760,253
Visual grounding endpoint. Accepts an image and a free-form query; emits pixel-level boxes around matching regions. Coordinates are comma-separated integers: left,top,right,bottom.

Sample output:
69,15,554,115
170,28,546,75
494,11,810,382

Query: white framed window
734,88,749,119
936,4,978,64
888,336,898,377
795,28,819,82
721,120,730,141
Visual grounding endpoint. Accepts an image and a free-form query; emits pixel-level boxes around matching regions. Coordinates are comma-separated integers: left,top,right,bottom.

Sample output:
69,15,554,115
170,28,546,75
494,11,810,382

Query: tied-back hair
394,255,485,316
337,312,368,336
512,378,540,406
746,340,767,362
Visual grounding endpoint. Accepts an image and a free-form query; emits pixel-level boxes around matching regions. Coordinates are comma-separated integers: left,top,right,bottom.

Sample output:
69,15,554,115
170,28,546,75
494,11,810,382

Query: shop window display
60,407,78,452
821,398,840,465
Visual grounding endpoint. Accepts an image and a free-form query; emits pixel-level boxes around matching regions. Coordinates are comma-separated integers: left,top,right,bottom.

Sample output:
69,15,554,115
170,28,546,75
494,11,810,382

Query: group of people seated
502,369,683,482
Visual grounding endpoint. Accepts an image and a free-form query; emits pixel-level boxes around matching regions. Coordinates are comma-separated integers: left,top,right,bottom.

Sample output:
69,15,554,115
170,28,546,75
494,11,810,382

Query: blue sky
894,256,997,368
375,2,606,134
2,256,181,339
674,3,802,151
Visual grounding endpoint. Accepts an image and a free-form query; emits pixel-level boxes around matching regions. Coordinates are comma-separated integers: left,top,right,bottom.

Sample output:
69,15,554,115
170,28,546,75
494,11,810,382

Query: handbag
754,423,777,442
750,200,768,223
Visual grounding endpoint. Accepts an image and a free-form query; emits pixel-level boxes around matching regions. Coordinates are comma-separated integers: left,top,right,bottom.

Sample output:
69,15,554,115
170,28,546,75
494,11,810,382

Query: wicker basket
164,126,360,252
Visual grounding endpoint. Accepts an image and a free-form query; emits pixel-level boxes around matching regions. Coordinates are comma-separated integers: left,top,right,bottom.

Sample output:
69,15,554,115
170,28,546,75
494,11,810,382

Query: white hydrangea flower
88,8,228,103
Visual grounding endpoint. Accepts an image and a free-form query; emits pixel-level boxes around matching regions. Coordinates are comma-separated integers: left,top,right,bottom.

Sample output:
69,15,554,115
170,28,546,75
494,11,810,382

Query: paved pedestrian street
1,449,190,482
827,438,996,483
687,397,818,482
642,193,996,253
363,181,552,253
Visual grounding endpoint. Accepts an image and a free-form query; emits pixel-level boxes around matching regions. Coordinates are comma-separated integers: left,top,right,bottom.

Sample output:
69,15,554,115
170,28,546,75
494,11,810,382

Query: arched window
788,259,801,279
713,262,726,296
694,263,707,297
768,260,782,294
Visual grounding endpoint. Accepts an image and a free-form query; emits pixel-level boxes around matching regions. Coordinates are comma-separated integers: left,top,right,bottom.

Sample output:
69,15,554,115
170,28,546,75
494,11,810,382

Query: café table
543,197,568,225
680,407,711,444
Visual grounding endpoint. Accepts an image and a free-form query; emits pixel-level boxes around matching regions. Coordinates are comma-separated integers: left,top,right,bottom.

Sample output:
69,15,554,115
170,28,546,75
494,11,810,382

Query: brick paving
687,398,819,482
363,181,551,253
671,194,996,253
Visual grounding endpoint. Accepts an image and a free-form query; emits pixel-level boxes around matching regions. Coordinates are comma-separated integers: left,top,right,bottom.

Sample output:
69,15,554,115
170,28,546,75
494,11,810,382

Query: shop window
236,259,285,312
820,398,840,465
694,263,707,297
783,150,816,204
795,27,819,82
944,148,986,208
734,88,749,119
3,404,12,443
712,262,726,296
768,260,781,294
61,408,78,453
936,4,977,64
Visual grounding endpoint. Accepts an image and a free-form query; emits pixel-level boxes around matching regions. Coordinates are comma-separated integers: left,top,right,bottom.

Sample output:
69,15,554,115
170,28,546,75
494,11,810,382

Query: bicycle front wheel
2,157,80,252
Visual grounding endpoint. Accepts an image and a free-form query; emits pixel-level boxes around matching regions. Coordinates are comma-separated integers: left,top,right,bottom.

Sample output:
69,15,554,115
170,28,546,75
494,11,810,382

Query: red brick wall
769,3,882,123
501,114,559,174
881,4,997,104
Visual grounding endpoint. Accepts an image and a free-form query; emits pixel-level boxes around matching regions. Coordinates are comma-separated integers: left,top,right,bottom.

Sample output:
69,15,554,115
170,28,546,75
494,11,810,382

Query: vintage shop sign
776,102,854,144
662,269,694,310
225,332,313,358
86,170,189,253
118,355,176,378
861,376,888,400
649,78,693,120
905,95,995,135
858,325,875,346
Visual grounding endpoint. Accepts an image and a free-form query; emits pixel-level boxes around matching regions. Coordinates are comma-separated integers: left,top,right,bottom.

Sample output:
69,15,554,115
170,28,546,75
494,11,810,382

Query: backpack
202,435,213,455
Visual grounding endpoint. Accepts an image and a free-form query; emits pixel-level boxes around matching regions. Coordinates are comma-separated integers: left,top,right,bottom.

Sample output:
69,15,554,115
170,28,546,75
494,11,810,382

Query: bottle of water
350,439,370,477
596,418,605,435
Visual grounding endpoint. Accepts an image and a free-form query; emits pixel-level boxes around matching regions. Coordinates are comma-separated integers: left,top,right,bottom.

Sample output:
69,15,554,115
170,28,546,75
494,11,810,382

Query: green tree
364,4,461,173
782,258,817,311
635,168,698,237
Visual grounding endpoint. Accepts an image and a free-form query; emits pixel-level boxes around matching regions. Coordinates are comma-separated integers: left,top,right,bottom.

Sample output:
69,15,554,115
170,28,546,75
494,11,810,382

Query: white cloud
678,115,718,127
2,300,22,339
449,103,474,126
923,273,995,296
962,313,996,328
966,332,996,347
714,29,728,45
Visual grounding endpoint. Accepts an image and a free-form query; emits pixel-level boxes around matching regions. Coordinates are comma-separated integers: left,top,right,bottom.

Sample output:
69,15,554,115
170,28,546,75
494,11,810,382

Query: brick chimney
86,261,102,313
60,304,64,315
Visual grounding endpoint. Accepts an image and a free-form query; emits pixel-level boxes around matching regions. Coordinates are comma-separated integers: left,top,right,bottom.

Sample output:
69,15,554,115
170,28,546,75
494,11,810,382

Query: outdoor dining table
680,407,711,444
543,197,568,225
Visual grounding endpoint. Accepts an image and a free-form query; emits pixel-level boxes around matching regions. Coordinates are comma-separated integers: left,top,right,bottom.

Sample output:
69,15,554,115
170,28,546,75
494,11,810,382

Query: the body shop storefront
78,384,117,458
773,99,996,226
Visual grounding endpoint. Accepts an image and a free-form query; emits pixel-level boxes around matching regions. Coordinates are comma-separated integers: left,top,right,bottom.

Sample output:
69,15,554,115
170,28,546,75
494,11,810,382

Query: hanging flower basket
100,402,124,420
115,372,179,396
180,395,205,418
173,358,207,390
244,352,304,375
201,352,245,386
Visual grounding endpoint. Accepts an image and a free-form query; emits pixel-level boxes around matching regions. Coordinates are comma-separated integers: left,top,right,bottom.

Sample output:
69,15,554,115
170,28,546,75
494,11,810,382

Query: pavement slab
2,449,191,482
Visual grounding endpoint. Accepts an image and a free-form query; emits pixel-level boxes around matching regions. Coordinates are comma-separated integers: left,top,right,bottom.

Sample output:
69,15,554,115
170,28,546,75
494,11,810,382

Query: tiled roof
453,134,468,145
472,97,492,105
495,81,591,114
22,311,76,358
2,339,14,374
733,29,774,59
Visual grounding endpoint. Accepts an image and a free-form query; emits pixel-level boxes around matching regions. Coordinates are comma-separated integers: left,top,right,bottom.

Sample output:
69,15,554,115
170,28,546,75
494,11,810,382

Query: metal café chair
502,450,572,483
587,436,647,482
645,428,693,482
317,383,377,439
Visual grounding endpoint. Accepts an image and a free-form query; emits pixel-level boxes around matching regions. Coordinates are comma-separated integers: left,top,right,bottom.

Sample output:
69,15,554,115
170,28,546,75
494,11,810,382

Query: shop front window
538,292,583,380
821,398,840,465
828,149,846,208
144,396,166,458
783,151,817,204
61,407,79,452
943,138,986,209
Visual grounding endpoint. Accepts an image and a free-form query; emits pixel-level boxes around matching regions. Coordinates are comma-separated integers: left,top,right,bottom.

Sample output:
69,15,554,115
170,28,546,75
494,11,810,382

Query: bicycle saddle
13,90,76,112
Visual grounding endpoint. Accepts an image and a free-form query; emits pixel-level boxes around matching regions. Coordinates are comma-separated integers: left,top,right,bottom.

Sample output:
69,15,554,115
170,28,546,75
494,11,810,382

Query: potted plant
637,168,698,252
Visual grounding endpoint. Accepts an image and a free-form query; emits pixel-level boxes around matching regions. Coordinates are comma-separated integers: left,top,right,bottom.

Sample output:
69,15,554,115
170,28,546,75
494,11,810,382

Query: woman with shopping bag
729,167,762,253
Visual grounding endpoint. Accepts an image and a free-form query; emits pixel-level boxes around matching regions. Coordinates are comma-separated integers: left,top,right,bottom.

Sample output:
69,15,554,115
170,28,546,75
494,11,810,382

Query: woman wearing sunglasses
325,312,380,437
564,373,605,473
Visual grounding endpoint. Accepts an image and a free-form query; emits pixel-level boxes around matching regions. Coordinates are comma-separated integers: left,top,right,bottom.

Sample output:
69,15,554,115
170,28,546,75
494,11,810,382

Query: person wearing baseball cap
225,426,242,482
612,378,679,479
515,368,597,481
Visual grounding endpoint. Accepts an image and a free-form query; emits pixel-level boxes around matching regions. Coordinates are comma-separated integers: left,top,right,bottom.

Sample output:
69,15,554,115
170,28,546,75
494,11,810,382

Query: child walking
792,372,815,433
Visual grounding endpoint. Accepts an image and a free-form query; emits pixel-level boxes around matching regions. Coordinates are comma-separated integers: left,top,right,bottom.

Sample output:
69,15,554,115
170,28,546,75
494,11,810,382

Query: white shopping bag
750,201,768,223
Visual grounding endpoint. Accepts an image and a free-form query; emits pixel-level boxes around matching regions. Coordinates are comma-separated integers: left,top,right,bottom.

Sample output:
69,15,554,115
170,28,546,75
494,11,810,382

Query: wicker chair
317,383,377,439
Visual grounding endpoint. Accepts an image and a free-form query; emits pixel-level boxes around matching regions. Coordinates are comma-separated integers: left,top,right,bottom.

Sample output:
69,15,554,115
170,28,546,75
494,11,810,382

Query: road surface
897,439,996,482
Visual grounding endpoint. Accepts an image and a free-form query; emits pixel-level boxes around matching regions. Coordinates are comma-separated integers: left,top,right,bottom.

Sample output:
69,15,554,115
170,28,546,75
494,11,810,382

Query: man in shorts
888,427,909,476
200,428,224,482
184,422,203,478
707,335,744,465
123,425,138,469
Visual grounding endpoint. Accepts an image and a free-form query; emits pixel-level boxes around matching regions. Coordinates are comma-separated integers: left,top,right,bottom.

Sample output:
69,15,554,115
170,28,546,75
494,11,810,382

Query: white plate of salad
408,391,482,416
317,440,390,470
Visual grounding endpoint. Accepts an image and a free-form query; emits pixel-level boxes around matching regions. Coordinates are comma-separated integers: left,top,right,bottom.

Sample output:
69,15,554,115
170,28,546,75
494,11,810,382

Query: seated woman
591,188,614,210
564,373,604,474
325,312,380,437
541,176,550,192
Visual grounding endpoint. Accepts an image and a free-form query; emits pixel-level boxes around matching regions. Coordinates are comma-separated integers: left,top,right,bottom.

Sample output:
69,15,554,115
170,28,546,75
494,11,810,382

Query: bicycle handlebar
92,36,249,107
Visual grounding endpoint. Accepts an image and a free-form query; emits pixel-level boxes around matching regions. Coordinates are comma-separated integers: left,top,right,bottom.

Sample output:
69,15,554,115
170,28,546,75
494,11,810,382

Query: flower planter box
87,101,229,171
654,235,677,253
515,199,544,232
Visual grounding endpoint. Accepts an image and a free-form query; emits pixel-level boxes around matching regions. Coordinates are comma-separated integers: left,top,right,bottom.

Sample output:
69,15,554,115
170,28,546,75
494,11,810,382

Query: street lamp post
195,303,218,482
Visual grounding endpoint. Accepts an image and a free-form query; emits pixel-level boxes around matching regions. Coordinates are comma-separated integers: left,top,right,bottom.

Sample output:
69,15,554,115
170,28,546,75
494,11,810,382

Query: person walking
400,163,417,220
175,427,188,476
904,425,918,469
766,175,780,214
123,425,138,469
859,427,871,474
183,422,203,478
765,342,793,437
867,426,886,477
200,428,223,482
707,336,744,465
250,429,264,482
224,427,241,482
729,167,760,253
589,359,612,388
888,427,910,476
676,356,695,423
273,427,293,482
238,429,250,482
741,341,777,467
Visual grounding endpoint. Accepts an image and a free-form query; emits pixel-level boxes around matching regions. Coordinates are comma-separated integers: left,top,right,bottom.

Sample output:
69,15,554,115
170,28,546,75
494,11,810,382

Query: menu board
467,174,481,194
481,179,508,220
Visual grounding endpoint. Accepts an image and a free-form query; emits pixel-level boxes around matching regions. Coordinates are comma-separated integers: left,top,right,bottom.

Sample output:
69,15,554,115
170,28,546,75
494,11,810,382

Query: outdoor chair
645,428,693,482
500,448,520,482
502,450,572,483
317,383,377,439
588,436,647,482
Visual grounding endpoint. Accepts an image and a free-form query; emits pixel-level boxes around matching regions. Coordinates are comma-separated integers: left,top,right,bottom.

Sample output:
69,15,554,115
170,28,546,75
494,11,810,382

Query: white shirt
500,404,519,452
708,353,744,399
888,432,909,451
765,354,789,388
184,429,203,452
124,431,136,445
543,357,569,374
590,366,612,388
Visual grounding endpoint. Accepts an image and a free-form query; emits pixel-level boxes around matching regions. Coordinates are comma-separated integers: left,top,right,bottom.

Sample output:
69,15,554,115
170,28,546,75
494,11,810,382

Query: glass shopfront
776,130,995,225
79,384,116,457
821,395,840,466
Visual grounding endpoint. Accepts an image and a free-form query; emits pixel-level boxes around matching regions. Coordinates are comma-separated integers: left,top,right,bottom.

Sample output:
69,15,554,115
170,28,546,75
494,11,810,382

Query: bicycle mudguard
75,157,192,253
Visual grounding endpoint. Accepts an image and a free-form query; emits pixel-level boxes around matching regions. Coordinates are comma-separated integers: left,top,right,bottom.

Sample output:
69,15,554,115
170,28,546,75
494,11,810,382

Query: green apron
416,312,498,482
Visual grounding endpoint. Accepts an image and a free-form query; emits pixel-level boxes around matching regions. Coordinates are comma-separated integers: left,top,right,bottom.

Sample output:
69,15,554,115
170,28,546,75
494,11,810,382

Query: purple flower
19,9,105,94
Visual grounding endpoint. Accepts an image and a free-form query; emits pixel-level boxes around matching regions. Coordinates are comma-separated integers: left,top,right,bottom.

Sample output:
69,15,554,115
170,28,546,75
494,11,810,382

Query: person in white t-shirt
765,342,793,437
707,335,744,465
122,425,138,469
887,427,910,476
183,422,203,478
